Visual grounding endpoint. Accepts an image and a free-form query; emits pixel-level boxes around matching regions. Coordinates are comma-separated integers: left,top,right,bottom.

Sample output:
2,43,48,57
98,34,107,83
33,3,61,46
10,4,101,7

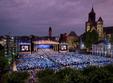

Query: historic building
92,39,113,57
67,31,79,51
104,26,113,40
85,7,113,55
85,7,113,40
85,8,104,40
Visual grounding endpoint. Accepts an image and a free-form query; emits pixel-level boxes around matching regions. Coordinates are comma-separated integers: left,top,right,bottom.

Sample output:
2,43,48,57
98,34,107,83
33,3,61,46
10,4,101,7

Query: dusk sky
0,0,113,36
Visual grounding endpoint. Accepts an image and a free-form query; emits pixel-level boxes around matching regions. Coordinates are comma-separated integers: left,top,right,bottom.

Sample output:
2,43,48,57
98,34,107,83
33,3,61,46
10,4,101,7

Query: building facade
92,39,113,57
85,8,104,40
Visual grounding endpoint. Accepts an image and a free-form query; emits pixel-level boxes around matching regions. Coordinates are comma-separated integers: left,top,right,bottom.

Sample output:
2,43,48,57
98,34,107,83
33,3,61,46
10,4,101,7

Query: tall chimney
49,27,52,39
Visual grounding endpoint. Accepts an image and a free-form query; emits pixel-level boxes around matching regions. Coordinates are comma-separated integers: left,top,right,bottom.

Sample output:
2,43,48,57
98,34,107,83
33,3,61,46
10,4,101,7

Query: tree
37,69,54,79
36,69,55,83
0,47,9,82
37,68,86,83
84,30,99,50
36,66,113,83
110,34,113,44
104,64,113,74
82,66,98,75
1,71,29,83
0,44,4,51
87,67,113,83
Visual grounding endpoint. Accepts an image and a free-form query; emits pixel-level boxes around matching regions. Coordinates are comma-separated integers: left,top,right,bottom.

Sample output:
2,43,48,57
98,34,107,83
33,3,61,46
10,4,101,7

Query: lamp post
80,38,85,54
107,43,111,57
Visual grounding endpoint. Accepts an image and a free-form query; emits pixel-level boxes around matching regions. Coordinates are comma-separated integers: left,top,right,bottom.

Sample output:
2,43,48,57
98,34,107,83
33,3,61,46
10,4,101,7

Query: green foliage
36,66,113,83
37,69,54,79
1,71,29,83
84,30,99,49
0,46,29,83
104,64,113,74
55,68,85,83
87,68,113,83
36,69,55,83
36,68,86,83
0,44,4,51
0,49,9,80
110,34,113,44
0,54,9,69
82,66,98,75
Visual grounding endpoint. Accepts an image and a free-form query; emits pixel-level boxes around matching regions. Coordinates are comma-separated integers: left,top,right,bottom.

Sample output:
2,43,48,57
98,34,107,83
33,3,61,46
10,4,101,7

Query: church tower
86,8,96,32
86,21,91,32
88,8,96,24
97,17,104,39
85,0,105,40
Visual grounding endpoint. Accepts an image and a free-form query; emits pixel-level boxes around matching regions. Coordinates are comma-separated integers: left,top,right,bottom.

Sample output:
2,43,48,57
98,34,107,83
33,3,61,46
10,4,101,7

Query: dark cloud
0,0,113,36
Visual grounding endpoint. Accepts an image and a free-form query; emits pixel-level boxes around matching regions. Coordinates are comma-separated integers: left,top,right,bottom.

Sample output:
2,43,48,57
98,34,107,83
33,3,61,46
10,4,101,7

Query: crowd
16,49,113,71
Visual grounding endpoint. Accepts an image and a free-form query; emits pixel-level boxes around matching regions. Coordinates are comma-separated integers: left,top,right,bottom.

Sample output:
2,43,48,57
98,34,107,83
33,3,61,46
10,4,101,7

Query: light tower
49,27,52,39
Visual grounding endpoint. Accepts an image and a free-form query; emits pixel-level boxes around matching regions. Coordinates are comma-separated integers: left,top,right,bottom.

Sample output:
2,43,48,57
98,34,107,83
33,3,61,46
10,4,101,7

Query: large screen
20,45,30,52
37,45,53,49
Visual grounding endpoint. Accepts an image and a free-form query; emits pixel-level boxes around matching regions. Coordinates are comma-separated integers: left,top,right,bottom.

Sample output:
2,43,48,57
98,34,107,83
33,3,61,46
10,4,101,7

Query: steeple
91,7,94,13
88,7,96,26
85,0,97,32
98,17,103,22
91,0,94,12
88,0,96,23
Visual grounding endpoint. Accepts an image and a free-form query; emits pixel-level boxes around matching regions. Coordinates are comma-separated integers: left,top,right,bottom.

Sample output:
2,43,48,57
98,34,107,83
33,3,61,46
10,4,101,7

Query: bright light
37,45,53,49
107,43,111,49
61,45,67,51
80,43,85,49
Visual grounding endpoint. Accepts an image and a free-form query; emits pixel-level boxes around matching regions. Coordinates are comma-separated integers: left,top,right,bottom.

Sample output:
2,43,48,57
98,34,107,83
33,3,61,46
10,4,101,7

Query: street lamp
107,43,111,49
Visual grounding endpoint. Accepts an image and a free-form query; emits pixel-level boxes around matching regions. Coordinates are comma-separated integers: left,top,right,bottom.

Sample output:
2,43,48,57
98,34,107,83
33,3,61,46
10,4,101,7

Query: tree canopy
36,65,113,83
84,30,99,49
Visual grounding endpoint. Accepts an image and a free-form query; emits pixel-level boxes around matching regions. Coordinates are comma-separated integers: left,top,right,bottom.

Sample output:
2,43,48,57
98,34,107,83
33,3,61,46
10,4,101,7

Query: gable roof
104,26,113,34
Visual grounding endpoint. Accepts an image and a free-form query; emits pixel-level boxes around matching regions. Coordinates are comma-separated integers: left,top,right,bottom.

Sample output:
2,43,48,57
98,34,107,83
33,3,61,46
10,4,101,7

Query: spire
91,0,94,9
88,0,96,23
88,8,95,23
98,17,103,22
90,0,95,13
91,7,94,12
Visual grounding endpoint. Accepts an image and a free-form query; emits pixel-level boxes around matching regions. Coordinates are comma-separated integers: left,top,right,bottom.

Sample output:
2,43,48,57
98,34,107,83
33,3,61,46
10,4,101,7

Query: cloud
0,0,113,36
